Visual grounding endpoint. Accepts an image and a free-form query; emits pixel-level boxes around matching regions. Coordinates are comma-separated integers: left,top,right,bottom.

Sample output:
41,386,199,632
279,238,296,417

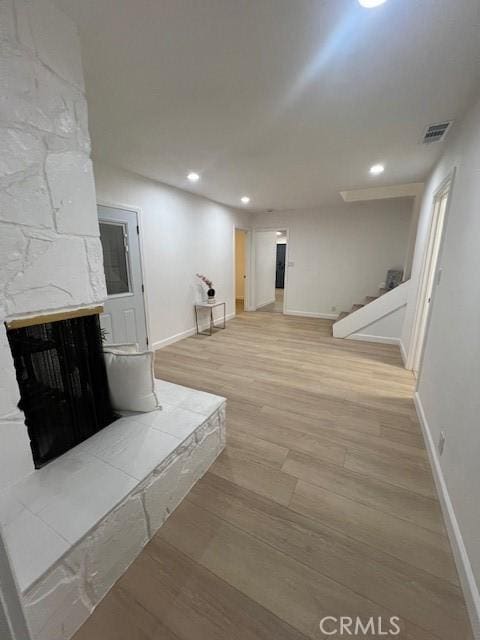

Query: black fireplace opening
6,313,117,468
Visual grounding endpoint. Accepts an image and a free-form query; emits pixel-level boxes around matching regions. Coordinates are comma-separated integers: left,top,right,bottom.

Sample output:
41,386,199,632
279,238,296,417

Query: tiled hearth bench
0,380,226,640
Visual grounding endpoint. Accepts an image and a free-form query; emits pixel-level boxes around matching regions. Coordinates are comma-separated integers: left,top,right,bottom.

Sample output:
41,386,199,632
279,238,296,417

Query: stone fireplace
0,0,107,492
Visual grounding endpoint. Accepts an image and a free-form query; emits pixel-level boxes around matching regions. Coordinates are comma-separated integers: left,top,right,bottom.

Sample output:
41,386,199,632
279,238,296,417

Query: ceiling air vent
422,121,452,144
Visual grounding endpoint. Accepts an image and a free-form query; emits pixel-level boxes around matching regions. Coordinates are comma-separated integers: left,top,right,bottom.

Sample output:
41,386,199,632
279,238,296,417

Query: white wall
254,231,277,308
0,0,105,491
93,162,251,348
252,200,411,318
403,93,480,631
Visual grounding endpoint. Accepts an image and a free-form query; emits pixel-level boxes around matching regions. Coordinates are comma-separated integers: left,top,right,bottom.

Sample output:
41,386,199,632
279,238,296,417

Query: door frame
97,200,151,348
406,171,455,375
252,226,290,314
233,226,252,313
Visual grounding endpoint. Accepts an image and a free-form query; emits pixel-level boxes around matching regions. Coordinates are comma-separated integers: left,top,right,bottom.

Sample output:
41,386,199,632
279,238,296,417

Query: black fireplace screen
6,314,117,468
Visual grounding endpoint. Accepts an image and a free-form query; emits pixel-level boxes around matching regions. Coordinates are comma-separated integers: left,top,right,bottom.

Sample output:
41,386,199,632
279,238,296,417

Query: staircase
333,286,387,328
332,279,410,341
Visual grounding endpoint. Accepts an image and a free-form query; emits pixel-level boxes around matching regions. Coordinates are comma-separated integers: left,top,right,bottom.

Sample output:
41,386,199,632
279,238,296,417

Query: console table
194,301,226,336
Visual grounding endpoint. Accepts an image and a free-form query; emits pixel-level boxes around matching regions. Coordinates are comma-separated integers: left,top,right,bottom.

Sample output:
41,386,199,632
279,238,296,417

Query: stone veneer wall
23,403,226,640
0,0,107,489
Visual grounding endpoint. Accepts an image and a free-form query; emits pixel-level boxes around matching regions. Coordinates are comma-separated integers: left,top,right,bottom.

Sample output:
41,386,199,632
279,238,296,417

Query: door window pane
99,222,131,295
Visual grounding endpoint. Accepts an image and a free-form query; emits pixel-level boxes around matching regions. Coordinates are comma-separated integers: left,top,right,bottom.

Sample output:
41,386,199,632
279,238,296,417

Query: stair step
351,304,364,312
336,311,349,321
365,296,378,303
379,288,387,295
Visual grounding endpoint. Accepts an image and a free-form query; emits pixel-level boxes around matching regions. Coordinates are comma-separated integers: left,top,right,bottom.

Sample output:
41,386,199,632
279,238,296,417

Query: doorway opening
254,229,287,314
98,205,149,350
234,228,248,314
408,176,452,375
272,230,287,312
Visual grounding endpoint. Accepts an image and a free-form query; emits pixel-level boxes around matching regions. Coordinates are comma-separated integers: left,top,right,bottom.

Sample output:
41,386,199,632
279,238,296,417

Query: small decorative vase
207,288,216,304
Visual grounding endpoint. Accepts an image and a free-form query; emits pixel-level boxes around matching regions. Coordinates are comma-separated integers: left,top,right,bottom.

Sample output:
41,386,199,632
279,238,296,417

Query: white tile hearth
3,508,70,593
0,379,226,640
73,417,180,480
12,451,137,527
153,379,194,405
155,379,226,416
0,488,24,527
32,460,137,545
85,422,180,482
133,402,209,440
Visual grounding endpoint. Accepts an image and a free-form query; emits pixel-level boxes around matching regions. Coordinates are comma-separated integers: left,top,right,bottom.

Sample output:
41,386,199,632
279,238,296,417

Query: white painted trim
399,340,407,365
347,334,401,346
152,313,236,350
284,310,339,320
152,328,196,350
414,393,480,639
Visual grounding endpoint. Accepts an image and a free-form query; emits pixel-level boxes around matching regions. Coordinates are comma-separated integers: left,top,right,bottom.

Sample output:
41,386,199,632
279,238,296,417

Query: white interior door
98,205,148,350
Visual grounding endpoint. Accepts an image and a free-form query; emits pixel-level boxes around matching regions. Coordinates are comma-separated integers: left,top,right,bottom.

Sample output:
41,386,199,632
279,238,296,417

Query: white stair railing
333,280,410,339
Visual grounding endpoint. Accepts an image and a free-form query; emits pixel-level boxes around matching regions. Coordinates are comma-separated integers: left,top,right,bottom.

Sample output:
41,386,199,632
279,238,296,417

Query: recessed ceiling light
187,172,200,182
358,0,387,8
276,231,282,236
369,164,385,176
241,196,250,204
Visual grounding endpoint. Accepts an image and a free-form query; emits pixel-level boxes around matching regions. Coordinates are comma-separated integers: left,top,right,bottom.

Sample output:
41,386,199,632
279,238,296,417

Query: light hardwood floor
74,311,472,640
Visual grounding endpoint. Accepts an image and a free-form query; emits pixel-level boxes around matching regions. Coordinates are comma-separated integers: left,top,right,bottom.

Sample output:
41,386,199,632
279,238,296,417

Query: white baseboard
414,393,480,639
399,340,407,366
347,333,401,346
152,313,235,350
284,310,339,320
152,328,195,350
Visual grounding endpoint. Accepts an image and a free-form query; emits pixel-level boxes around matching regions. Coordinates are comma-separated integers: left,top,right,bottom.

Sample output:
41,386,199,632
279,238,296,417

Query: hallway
261,288,284,313
74,312,471,640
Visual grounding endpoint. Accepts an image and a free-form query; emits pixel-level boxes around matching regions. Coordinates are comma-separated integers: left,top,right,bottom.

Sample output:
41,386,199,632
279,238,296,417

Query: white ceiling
55,0,480,211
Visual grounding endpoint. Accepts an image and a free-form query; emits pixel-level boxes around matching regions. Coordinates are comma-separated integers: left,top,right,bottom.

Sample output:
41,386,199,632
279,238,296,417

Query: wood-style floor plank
290,480,457,583
227,431,289,468
73,311,472,640
344,448,436,498
210,446,298,506
282,450,445,534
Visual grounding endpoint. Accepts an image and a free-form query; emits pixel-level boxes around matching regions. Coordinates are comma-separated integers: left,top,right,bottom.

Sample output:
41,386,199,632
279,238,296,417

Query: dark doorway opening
275,243,286,289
